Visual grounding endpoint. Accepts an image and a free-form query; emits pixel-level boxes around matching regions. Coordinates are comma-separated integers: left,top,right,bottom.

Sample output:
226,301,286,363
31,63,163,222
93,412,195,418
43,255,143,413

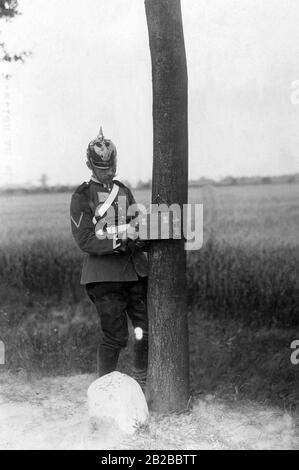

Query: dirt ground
0,371,298,450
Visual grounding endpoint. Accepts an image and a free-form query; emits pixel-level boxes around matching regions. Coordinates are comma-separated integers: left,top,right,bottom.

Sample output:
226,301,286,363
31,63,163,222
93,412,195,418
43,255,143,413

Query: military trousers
86,276,148,382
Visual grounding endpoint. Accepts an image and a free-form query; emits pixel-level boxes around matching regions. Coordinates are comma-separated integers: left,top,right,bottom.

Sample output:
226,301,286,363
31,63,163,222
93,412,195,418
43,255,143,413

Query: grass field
0,183,298,413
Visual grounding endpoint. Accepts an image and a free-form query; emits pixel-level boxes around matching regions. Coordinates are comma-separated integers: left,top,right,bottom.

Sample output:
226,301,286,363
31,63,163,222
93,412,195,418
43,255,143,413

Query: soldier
70,127,149,388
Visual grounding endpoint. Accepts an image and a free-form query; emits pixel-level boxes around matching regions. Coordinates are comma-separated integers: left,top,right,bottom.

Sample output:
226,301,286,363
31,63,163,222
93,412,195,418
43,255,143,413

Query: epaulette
75,181,89,194
113,179,125,188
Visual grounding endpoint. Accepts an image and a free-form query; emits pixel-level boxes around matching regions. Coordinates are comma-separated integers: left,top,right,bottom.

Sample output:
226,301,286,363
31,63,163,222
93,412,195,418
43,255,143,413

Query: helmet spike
87,127,117,169
97,126,104,142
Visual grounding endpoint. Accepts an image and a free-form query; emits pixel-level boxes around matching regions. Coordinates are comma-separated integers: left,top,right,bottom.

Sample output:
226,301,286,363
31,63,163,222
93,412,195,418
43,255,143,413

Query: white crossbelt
97,183,119,218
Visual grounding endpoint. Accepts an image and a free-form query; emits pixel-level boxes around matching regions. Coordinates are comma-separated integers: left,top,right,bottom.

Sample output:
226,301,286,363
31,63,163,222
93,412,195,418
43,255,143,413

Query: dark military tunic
70,179,148,284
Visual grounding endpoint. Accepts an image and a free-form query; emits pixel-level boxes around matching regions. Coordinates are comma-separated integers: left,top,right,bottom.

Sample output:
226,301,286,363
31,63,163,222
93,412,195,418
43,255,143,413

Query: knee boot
133,334,148,387
97,344,120,377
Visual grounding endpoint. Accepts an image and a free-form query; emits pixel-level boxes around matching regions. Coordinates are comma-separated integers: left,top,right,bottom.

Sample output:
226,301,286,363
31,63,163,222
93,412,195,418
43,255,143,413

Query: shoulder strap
112,179,125,188
75,181,89,194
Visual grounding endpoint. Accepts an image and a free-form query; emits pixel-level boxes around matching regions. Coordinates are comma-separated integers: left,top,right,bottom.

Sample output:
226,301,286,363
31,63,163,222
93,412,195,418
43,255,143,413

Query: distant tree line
0,173,299,196
189,173,299,187
134,173,299,190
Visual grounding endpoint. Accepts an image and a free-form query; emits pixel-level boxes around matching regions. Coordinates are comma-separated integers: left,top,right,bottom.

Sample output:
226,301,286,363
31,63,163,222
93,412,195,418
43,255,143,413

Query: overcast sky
1,0,299,186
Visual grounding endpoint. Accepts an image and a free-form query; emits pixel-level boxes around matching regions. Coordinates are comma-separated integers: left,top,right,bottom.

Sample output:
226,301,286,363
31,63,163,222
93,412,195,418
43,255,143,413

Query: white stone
87,372,149,436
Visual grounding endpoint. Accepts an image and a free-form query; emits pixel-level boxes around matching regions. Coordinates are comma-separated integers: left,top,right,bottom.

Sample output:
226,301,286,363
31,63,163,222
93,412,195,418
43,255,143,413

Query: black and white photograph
0,0,298,451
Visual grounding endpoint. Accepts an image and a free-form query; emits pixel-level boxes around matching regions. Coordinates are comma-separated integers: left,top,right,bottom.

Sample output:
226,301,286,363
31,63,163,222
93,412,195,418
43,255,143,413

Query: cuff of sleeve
113,235,127,252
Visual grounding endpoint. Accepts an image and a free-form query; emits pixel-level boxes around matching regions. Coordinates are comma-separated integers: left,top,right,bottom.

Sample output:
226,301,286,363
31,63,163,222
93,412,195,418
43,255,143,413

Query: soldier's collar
90,176,112,190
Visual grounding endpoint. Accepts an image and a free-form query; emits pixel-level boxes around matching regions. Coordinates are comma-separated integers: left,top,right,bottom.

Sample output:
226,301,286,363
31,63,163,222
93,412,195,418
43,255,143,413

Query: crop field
0,183,298,323
0,183,298,411
1,183,299,246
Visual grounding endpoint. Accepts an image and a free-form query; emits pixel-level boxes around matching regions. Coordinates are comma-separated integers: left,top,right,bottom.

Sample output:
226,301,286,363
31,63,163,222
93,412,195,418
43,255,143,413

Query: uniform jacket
70,179,148,284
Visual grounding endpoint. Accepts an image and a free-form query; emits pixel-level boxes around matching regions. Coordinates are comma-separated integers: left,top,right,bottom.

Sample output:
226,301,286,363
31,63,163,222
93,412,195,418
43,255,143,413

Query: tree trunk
145,0,189,413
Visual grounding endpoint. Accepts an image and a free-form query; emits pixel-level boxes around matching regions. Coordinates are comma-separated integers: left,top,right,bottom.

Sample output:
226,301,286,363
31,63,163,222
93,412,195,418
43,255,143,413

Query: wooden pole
145,0,189,413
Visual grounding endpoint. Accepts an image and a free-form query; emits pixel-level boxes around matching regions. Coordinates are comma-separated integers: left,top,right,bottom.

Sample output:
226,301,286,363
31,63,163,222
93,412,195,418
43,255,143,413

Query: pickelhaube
87,127,117,170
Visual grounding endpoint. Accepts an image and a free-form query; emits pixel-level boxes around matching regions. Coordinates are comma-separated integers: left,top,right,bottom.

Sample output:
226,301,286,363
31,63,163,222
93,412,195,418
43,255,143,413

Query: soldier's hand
127,222,139,241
